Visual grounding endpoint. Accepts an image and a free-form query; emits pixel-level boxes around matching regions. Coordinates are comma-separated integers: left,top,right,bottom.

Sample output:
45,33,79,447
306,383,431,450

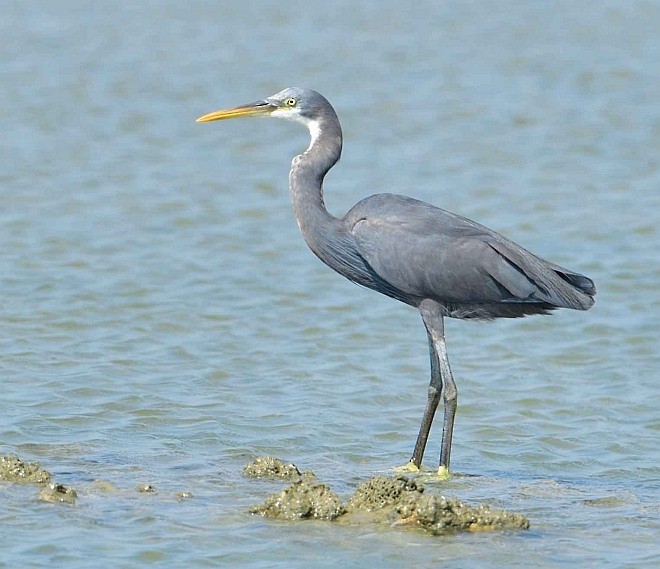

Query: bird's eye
283,97,297,107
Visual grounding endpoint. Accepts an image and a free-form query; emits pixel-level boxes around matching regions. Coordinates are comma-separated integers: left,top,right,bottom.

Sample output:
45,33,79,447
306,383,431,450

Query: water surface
1,1,658,567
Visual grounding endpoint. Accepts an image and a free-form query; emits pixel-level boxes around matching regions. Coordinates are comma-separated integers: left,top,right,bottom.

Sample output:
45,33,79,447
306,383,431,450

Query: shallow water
1,1,659,567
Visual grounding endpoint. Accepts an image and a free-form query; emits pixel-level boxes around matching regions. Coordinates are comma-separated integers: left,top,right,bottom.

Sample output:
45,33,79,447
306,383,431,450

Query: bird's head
196,87,332,129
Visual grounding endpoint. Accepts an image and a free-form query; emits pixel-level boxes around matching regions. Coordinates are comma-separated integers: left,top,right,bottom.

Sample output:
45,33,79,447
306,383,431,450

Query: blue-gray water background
1,1,658,567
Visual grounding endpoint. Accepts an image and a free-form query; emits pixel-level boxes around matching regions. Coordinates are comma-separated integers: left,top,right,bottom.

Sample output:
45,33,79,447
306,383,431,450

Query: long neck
289,115,343,254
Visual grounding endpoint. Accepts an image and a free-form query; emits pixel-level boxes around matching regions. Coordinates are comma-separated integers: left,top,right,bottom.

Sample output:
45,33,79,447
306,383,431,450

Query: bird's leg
435,322,457,478
408,329,442,469
412,300,457,478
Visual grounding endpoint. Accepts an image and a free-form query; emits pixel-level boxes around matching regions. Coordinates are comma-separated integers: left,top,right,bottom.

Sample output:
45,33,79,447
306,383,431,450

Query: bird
197,87,595,477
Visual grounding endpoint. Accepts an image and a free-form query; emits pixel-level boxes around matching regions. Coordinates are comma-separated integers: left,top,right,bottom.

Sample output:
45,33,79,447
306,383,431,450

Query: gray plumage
197,87,596,474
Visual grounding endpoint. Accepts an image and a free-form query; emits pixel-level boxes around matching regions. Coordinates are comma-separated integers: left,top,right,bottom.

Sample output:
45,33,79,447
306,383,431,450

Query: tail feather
553,268,596,297
486,241,596,311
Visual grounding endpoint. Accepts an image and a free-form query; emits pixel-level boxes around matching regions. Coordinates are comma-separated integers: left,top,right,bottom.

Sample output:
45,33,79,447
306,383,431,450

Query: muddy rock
38,482,77,505
0,455,52,485
347,475,422,512
250,477,345,521
243,456,306,481
397,491,530,534
247,458,530,535
346,475,529,534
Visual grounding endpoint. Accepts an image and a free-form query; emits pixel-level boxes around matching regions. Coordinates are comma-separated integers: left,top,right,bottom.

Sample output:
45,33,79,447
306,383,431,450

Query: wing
346,194,594,310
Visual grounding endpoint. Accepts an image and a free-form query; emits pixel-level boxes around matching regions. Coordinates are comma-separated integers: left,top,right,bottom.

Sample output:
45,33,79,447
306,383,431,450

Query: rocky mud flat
2,453,529,535
244,456,530,535
0,454,176,505
1,455,78,504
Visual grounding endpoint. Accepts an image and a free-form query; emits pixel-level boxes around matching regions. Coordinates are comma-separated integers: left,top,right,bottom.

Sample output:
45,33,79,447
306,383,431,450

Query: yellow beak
196,100,275,122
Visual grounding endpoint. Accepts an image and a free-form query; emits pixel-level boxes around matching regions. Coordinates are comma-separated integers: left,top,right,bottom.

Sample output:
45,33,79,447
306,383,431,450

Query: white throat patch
305,119,322,151
271,107,322,152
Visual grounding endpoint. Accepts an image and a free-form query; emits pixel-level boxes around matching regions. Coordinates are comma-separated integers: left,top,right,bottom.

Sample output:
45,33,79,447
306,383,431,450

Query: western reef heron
197,87,596,476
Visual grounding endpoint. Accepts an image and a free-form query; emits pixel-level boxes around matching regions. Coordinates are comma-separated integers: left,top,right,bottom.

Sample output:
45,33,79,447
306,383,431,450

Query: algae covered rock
243,456,305,481
398,491,530,534
250,477,345,521
0,455,52,485
348,475,529,534
247,459,530,536
348,476,529,535
347,475,422,512
38,482,77,505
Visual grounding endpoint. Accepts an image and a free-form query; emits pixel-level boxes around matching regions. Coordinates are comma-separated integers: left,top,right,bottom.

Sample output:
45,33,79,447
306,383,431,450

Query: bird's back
340,193,595,319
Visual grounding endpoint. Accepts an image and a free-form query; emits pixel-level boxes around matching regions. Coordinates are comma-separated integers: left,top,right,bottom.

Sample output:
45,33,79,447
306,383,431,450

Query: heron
197,87,595,477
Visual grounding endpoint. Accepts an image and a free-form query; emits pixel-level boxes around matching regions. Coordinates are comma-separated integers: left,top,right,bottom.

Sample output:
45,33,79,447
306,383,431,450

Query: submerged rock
243,456,305,481
250,477,345,521
0,455,52,485
88,479,119,493
38,482,77,505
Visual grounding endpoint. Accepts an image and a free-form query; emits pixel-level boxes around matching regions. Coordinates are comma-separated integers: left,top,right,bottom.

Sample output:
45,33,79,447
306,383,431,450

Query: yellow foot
393,461,423,474
392,462,451,479
436,465,450,480
392,461,450,481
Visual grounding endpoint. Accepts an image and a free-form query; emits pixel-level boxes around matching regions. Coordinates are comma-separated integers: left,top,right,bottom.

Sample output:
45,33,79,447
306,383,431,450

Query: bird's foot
436,465,450,480
392,462,451,482
392,461,451,479
393,460,424,474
